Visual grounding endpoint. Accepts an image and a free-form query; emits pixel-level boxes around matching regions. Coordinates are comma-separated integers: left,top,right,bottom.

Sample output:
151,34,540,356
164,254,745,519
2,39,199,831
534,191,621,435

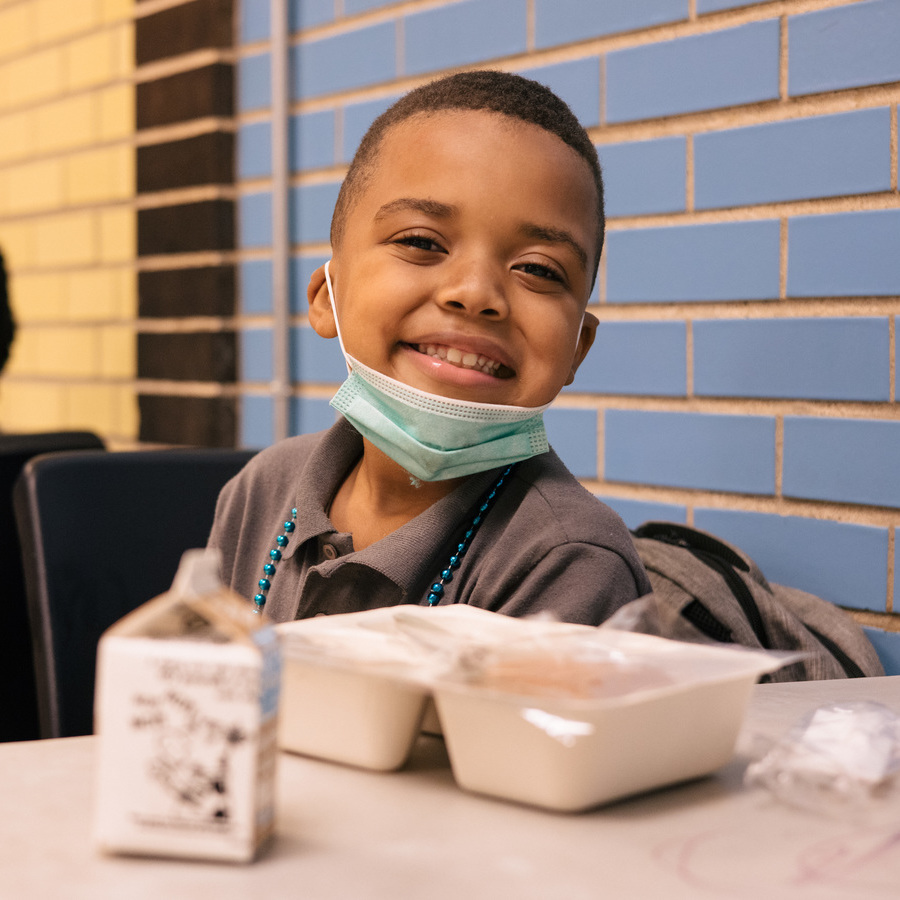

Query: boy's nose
435,261,509,319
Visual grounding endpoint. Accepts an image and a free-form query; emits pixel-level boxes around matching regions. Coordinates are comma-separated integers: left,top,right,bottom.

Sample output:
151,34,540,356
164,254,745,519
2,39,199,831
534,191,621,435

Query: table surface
2,677,899,900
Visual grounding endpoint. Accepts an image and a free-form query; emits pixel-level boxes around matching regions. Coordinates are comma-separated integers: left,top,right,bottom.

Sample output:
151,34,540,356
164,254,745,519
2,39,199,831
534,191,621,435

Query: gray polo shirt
208,418,651,625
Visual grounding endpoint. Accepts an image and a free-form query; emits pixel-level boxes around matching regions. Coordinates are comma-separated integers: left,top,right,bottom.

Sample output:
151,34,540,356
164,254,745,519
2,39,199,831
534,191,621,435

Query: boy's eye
517,262,564,283
395,234,445,253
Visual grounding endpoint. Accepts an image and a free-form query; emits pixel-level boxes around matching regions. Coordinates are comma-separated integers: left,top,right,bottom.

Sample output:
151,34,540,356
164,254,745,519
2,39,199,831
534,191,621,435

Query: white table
2,678,899,899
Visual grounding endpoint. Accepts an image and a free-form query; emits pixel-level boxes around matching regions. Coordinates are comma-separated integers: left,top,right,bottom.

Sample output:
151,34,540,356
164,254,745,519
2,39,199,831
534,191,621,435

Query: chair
0,431,105,742
14,447,255,739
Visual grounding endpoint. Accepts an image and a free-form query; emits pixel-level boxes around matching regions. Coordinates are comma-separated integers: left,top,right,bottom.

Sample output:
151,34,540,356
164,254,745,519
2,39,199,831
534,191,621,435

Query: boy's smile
310,109,600,408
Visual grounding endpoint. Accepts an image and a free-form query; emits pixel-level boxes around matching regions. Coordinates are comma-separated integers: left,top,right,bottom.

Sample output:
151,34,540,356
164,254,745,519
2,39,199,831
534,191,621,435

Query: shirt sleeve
478,541,648,626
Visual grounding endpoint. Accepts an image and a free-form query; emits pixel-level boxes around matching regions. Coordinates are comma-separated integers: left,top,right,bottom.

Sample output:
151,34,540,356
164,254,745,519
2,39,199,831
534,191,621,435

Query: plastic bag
745,701,900,819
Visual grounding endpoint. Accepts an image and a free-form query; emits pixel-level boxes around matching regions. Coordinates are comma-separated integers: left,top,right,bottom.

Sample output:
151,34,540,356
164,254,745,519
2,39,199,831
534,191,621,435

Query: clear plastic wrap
745,701,900,820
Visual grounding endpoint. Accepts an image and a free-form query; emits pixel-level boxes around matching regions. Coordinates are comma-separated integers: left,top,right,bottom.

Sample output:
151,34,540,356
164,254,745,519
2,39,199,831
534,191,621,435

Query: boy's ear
564,311,598,386
307,263,338,339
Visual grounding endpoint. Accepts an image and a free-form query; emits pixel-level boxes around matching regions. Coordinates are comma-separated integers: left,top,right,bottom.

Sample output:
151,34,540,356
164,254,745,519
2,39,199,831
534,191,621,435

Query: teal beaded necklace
251,465,514,614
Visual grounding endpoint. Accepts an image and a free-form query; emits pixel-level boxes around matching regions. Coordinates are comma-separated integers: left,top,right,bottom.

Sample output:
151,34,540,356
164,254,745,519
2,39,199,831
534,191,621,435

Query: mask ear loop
323,260,353,375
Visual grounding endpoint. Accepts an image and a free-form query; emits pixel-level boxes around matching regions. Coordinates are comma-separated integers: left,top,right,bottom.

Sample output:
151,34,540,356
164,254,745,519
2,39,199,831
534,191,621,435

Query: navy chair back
14,447,254,739
0,432,105,741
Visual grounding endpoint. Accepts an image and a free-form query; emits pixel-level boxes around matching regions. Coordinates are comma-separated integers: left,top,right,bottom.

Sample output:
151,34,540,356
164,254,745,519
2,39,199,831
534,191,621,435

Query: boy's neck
328,438,465,550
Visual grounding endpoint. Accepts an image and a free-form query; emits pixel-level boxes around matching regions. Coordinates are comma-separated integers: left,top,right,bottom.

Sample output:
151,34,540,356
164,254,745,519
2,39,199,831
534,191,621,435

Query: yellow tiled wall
0,0,137,442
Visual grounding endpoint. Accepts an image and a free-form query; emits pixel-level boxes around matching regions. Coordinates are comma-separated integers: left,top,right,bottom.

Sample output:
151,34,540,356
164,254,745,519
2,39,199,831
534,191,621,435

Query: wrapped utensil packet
93,550,281,862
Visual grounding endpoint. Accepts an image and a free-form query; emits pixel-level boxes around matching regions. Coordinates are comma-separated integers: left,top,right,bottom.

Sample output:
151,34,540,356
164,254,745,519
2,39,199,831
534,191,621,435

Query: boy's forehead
350,109,600,240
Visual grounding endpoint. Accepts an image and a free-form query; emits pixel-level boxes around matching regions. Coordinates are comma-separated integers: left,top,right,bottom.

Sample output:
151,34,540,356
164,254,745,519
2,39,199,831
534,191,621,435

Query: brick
238,52,270,112
68,269,120,320
137,0,233,65
139,394,236,447
138,331,236,382
345,0,396,13
606,20,779,123
342,95,396,162
607,220,780,303
545,407,598,478
3,326,41,375
787,209,900,298
289,181,341,245
138,63,233,128
0,4,34,57
139,200,234,256
241,327,273,382
11,272,67,322
66,146,134,204
292,22,395,100
698,0,776,9
0,110,35,164
99,207,135,263
605,410,776,494
139,266,236,318
535,0,687,49
6,158,64,214
240,259,273,314
111,20,134,79
518,58,601,127
290,109,336,172
405,0,527,76
599,136,686,217
291,254,329,313
99,325,136,378
789,0,900,96
783,417,900,509
65,30,115,91
0,383,65,431
693,508,889,613
290,0,335,30
36,0,98,43
0,222,35,269
695,108,891,209
101,0,133,23
35,93,97,154
240,0,270,43
291,396,338,436
240,191,273,249
138,131,234,192
595,496,687,530
34,211,96,267
37,327,98,378
693,317,890,402
66,384,117,435
565,320,686,396
98,84,134,142
290,324,346,384
239,121,272,179
865,628,900,677
241,394,273,448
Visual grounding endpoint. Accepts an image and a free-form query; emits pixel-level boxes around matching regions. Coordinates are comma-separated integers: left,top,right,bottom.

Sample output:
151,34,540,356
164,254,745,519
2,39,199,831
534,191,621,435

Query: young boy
209,70,651,624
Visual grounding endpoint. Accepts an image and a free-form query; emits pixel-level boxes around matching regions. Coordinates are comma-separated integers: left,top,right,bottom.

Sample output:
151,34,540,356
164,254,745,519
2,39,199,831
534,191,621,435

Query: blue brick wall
607,220,781,302
606,21,779,122
233,0,900,651
693,318,890,401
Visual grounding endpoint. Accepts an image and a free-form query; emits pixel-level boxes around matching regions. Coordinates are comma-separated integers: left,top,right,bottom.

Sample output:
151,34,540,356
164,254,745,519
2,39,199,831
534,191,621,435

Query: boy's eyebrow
374,197,457,220
520,223,588,269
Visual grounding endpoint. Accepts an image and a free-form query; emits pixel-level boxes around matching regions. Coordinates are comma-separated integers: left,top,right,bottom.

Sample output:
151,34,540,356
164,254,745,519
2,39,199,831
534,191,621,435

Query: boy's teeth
417,344,501,376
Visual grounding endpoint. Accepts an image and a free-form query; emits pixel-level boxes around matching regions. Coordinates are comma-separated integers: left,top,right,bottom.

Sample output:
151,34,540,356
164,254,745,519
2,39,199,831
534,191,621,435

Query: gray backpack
631,521,884,682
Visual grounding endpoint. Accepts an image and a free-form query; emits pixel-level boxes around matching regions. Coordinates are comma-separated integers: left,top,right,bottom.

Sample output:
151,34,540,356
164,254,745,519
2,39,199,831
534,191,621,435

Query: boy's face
310,109,599,408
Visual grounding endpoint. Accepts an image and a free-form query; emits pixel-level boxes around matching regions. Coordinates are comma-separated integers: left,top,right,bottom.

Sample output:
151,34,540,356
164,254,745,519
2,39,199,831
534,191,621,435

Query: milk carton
93,550,281,862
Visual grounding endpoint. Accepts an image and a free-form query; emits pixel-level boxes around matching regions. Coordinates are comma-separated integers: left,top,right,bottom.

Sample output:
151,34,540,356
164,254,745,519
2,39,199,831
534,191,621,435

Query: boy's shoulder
513,450,631,548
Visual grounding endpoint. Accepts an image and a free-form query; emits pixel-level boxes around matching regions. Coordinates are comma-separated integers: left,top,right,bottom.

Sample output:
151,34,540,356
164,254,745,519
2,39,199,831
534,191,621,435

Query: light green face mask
324,262,550,482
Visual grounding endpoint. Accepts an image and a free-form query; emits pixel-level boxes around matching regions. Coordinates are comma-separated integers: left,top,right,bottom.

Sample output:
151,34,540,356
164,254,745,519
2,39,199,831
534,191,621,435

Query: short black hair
331,70,605,274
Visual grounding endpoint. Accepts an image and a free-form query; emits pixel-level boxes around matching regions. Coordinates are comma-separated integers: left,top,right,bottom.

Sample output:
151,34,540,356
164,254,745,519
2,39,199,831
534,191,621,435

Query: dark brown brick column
135,0,237,447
